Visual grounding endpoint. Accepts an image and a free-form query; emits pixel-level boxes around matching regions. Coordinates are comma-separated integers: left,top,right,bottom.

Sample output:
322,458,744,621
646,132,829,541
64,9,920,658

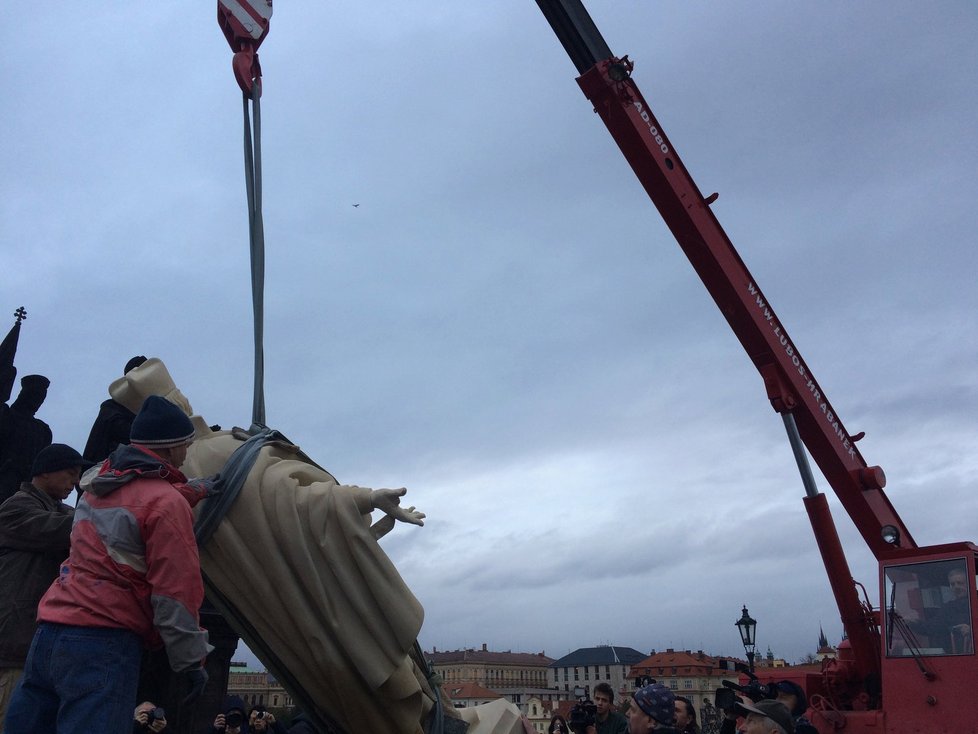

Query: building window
273,695,279,706
574,668,579,681
684,680,693,689
668,680,677,690
605,665,610,679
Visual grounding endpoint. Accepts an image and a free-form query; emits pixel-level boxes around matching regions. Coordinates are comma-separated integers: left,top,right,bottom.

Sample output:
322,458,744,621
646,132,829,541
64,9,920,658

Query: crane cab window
884,558,974,657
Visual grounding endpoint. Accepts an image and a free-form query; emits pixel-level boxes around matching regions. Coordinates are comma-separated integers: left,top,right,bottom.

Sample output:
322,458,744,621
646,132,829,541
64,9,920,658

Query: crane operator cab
884,553,975,656
880,545,977,724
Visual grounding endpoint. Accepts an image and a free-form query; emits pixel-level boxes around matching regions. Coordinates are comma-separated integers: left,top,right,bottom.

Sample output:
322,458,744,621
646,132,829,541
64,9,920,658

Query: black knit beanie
130,395,195,448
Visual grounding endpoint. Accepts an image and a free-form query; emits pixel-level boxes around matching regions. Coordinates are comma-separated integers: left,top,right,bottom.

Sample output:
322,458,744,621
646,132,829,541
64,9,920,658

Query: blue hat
130,395,195,449
634,682,675,725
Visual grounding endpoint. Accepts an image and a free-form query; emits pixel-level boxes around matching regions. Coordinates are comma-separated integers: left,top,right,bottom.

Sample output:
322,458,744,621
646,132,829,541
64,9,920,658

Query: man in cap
627,682,679,733
0,443,90,730
4,396,213,734
0,374,53,503
733,700,794,734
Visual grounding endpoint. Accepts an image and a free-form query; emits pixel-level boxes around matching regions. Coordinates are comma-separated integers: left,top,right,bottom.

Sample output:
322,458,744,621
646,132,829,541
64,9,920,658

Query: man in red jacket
4,395,212,734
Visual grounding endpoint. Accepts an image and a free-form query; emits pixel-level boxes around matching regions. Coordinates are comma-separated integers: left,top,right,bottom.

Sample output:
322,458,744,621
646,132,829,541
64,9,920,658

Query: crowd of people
542,679,811,734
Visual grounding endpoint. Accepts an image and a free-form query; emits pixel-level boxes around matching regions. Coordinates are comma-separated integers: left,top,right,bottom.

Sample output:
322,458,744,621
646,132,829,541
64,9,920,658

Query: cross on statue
13,306,26,323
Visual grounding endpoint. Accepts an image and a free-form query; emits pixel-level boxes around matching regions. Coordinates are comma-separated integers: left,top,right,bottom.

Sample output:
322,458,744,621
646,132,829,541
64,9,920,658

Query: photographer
594,682,627,734
249,706,287,734
714,674,779,734
133,701,167,733
211,696,249,734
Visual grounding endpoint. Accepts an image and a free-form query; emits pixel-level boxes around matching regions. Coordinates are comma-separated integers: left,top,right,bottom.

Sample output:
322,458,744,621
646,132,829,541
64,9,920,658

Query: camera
714,673,778,709
567,697,597,734
146,707,165,725
226,711,244,728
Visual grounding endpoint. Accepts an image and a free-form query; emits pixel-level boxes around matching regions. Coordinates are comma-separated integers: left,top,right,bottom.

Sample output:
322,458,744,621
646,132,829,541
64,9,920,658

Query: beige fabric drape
185,430,434,733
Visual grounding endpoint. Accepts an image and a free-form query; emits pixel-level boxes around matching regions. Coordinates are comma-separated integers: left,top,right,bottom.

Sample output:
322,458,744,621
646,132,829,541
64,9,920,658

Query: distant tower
816,625,837,661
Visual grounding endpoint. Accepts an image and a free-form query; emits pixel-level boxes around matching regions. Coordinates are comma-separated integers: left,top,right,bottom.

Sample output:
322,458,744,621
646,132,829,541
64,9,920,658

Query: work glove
182,665,209,706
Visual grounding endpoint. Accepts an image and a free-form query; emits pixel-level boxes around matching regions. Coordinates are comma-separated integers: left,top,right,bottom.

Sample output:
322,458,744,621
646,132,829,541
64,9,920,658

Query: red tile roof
442,682,504,701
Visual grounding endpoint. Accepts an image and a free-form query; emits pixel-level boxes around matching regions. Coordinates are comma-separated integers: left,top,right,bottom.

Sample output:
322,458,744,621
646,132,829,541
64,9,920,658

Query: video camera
567,696,597,734
714,671,778,709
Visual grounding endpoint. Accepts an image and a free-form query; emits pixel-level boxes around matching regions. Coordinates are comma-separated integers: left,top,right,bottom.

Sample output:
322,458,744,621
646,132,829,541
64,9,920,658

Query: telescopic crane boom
534,2,977,731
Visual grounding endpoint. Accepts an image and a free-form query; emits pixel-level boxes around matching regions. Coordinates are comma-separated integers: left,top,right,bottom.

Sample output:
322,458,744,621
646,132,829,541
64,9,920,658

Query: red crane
534,2,977,731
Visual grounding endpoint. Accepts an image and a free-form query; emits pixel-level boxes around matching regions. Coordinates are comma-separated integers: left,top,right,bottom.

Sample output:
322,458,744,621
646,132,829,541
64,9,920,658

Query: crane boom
534,3,978,731
534,0,913,559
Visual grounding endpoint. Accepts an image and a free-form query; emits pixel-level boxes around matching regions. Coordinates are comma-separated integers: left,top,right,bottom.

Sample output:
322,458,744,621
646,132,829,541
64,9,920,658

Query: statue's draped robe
185,430,436,734
104,357,527,733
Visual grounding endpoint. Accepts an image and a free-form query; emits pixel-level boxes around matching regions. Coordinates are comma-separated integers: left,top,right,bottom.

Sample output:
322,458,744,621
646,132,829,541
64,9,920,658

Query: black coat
0,483,73,665
83,398,136,464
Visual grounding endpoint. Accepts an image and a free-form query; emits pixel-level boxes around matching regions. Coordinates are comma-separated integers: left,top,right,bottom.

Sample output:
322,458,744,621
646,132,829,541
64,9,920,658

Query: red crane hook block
217,0,272,95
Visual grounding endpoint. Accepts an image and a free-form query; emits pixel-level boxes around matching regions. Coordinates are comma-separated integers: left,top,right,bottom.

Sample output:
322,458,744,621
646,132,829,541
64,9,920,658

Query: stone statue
105,358,525,734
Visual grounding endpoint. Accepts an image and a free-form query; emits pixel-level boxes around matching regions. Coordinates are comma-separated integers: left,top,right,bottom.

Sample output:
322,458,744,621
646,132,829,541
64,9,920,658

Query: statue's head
11,374,49,415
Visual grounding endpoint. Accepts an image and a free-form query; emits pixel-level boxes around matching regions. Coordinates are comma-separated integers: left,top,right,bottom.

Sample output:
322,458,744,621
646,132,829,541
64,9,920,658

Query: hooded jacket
37,444,211,672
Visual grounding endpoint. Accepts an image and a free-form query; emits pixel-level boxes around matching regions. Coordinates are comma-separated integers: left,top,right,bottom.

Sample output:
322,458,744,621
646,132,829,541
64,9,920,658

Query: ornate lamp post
735,605,757,672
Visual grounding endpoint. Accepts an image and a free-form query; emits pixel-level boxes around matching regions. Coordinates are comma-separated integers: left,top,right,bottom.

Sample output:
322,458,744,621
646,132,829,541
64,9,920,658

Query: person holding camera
626,682,679,733
133,701,167,733
549,714,571,733
211,696,249,734
593,682,627,734
249,706,287,734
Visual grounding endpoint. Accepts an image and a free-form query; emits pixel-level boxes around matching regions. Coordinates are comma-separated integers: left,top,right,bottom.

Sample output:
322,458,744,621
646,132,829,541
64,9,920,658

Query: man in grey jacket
0,443,90,729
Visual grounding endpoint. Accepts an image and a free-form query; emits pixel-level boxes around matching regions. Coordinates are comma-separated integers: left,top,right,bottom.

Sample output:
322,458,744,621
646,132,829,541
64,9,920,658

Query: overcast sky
3,2,977,667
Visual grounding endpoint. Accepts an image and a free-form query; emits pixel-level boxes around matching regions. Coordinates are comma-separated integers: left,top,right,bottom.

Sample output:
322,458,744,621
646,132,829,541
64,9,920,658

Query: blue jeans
4,622,142,734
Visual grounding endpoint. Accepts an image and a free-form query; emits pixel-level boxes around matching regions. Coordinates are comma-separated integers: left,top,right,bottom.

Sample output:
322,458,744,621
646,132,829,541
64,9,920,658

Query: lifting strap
217,0,272,431
242,83,266,431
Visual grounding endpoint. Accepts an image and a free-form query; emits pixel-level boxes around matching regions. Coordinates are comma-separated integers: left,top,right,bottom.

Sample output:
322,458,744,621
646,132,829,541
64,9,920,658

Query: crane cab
879,543,977,731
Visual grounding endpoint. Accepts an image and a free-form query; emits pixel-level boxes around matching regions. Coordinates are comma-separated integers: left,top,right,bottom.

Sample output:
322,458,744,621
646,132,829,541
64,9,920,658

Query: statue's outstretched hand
371,487,426,527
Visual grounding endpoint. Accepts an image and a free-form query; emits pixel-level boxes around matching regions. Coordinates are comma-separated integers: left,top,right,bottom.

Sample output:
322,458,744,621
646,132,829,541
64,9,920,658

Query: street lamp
735,605,757,672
